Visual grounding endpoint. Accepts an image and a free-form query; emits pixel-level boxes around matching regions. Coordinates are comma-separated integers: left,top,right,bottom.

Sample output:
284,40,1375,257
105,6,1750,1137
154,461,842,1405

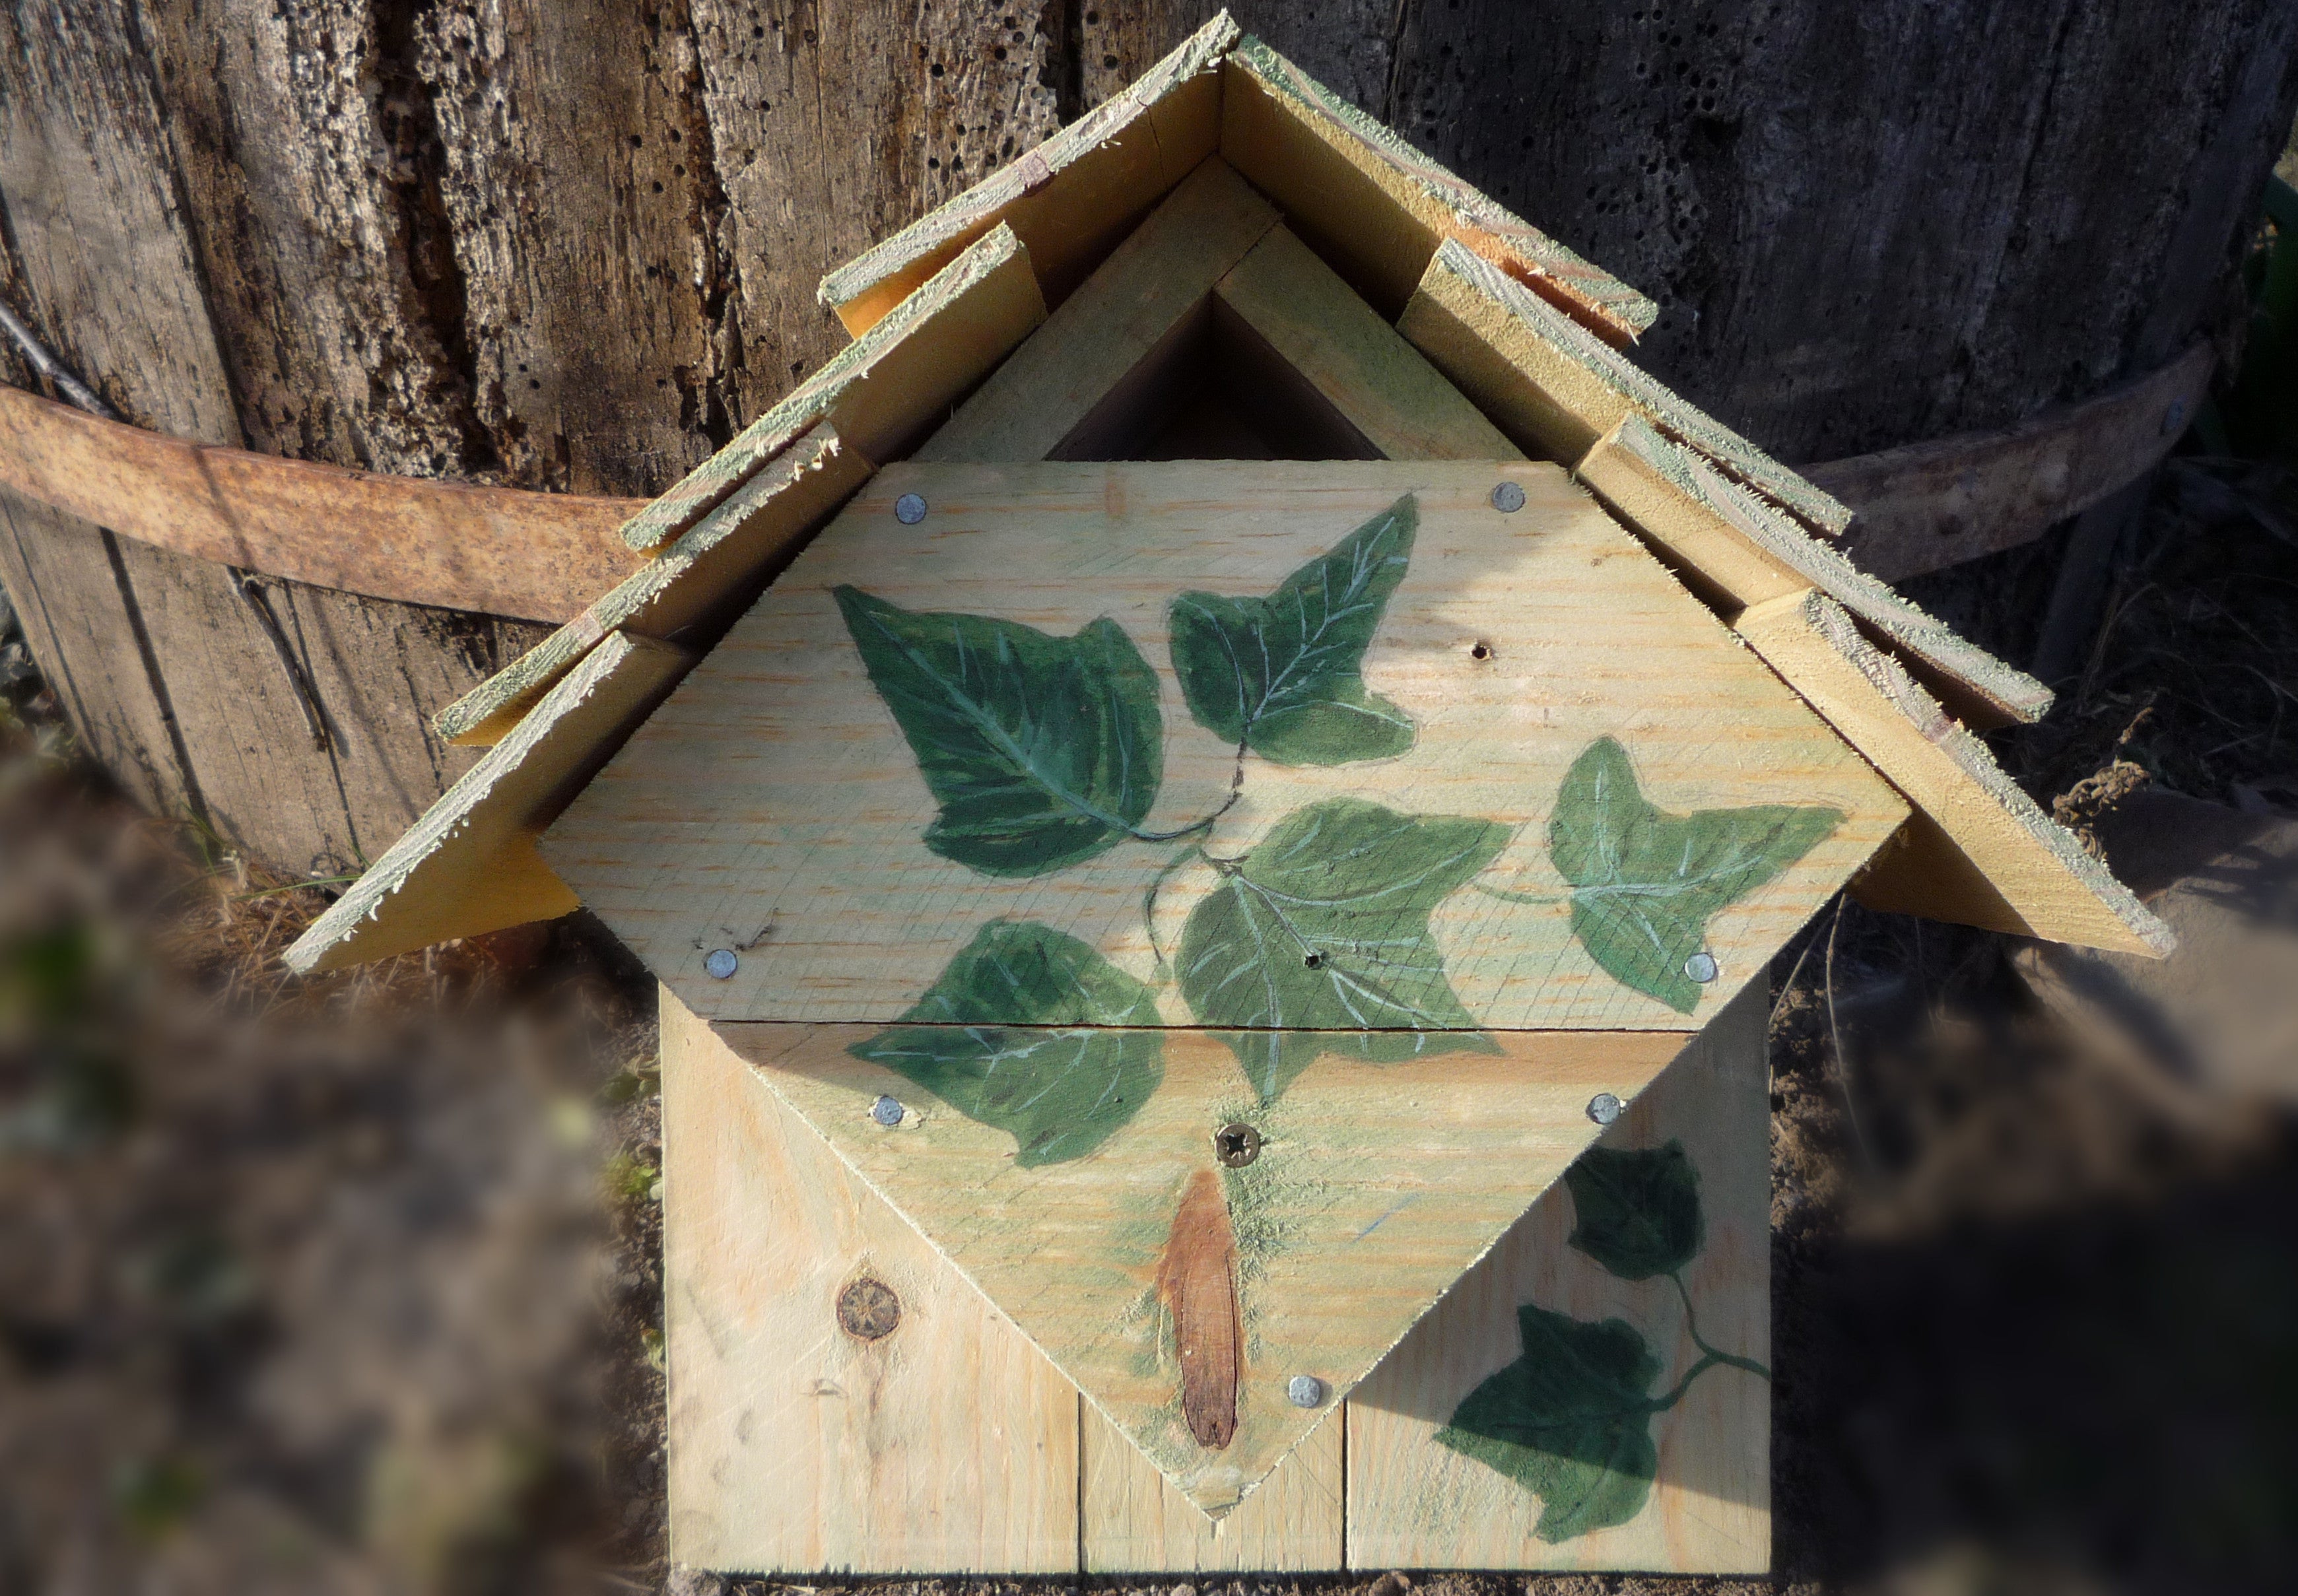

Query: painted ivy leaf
1550,737,1843,1013
1435,1303,1662,1543
834,586,1162,877
848,920,1163,1166
1170,495,1418,765
1177,797,1507,1101
1565,1141,1704,1281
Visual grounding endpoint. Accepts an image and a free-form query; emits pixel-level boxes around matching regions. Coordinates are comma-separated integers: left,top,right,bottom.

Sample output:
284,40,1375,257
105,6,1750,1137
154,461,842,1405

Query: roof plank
283,630,691,974
1580,416,2050,727
1733,589,2173,956
1401,239,1852,535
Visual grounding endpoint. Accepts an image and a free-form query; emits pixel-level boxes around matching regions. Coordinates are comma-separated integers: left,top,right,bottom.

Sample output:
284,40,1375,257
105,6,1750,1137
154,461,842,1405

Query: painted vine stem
1436,1141,1771,1542
838,496,1842,1162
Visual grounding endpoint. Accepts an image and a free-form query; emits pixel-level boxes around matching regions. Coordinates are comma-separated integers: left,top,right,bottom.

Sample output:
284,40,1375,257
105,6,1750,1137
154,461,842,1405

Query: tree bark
1,1,2293,874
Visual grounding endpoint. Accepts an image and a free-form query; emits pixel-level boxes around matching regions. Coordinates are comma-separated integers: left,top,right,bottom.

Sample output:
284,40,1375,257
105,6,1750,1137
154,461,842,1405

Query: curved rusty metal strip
0,381,648,623
1810,341,2215,582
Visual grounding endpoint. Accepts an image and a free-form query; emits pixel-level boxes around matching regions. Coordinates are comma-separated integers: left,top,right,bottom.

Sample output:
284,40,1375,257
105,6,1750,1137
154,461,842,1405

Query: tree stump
1,1,2293,875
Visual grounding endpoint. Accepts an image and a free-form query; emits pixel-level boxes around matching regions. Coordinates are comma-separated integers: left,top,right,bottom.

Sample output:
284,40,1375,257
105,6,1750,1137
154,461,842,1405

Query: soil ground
1,455,2295,1595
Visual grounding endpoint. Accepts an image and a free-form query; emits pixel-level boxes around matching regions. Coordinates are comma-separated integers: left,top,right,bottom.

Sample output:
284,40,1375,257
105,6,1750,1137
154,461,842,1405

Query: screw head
1491,481,1527,513
894,492,928,524
1287,1374,1328,1409
1586,1092,1623,1125
1214,1121,1262,1168
705,948,738,979
871,1094,905,1127
1683,950,1719,984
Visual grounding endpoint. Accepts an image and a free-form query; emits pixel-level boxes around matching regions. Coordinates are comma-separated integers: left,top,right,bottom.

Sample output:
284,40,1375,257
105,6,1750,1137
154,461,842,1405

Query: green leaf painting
1440,1140,1769,1538
1176,797,1507,1100
848,920,1163,1166
1170,496,1419,765
1436,1304,1664,1543
1565,1141,1703,1280
834,586,1164,877
1549,737,1842,1012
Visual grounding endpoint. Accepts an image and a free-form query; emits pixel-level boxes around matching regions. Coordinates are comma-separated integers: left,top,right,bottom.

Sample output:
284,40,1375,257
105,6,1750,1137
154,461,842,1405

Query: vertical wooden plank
1345,980,1773,1574
660,991,1079,1574
1081,1401,1343,1573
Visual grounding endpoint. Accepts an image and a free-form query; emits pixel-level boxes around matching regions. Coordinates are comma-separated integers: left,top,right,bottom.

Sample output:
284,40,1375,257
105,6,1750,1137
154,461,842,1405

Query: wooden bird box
285,13,2170,1578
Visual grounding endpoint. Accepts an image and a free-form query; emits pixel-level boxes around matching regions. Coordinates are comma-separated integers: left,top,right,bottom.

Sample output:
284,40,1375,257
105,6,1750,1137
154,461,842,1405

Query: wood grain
542,461,1905,1032
285,631,690,974
1345,980,1772,1572
1577,416,2049,729
659,991,1080,1574
718,1018,1691,1517
1219,36,1655,345
617,221,1045,555
1211,226,1522,463
1080,1399,1342,1571
1161,1168,1243,1449
916,158,1279,464
0,383,645,622
1734,590,2171,956
1402,240,1852,534
434,426,868,748
818,15,1234,335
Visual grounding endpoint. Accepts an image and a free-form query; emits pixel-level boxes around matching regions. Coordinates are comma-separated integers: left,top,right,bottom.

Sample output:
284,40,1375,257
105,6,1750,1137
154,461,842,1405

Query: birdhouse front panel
545,461,1905,1036
541,457,1905,1516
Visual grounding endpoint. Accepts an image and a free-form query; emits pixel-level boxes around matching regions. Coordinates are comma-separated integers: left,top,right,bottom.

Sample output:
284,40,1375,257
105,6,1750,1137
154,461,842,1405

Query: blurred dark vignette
5,117,2298,1596
2,449,2295,1596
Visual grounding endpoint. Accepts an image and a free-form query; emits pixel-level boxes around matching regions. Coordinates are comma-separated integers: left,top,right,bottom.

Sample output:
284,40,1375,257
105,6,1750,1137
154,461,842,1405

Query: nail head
1586,1092,1623,1125
894,492,928,524
1491,481,1527,513
1214,1121,1262,1168
871,1094,905,1127
1684,950,1719,984
1287,1374,1327,1408
705,948,738,979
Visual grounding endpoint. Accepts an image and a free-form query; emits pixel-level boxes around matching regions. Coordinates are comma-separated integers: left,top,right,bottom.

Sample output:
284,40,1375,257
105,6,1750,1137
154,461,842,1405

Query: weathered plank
415,0,725,498
285,631,689,973
660,993,1081,1574
434,426,867,748
689,0,1072,424
1219,35,1656,344
0,383,646,622
1401,240,1852,533
1079,3,1395,116
1346,980,1772,1572
720,1019,1689,1517
140,0,480,476
617,222,1045,555
818,14,1235,336
1386,0,2298,464
542,461,1904,1032
1081,1399,1342,1571
917,158,1280,464
1578,416,2049,729
1211,225,1521,462
1734,589,2172,956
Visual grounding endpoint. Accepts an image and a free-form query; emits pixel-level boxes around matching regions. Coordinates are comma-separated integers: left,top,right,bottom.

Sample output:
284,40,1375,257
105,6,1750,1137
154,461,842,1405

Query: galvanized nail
1586,1092,1623,1125
894,492,928,524
871,1094,905,1127
705,948,738,979
1491,481,1527,513
1683,950,1719,984
1287,1374,1328,1409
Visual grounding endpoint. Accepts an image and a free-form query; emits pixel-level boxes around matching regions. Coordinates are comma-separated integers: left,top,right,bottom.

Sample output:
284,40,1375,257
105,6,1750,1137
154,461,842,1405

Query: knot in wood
836,1275,902,1342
